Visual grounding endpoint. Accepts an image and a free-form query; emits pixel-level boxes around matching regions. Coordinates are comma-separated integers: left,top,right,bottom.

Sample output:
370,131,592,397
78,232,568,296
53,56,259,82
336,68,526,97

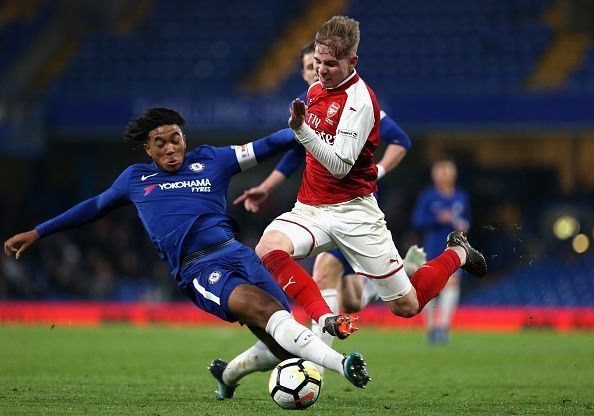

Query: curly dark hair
124,108,186,149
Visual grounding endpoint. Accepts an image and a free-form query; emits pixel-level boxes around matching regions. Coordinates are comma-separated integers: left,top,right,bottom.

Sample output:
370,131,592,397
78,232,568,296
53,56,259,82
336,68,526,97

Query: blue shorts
177,241,291,323
327,248,355,275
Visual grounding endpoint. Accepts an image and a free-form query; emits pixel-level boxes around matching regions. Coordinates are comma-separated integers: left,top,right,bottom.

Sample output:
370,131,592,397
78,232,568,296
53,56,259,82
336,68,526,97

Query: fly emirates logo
307,113,335,145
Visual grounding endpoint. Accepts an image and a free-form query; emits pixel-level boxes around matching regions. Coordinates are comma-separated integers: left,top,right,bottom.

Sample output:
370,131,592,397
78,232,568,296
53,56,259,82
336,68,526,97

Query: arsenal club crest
326,102,340,118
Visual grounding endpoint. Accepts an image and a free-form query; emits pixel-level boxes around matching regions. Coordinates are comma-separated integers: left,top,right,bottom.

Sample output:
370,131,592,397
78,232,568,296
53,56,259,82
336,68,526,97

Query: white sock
311,289,339,375
424,297,437,330
311,289,339,340
360,278,379,309
448,246,467,266
223,340,280,386
438,283,460,328
266,310,344,376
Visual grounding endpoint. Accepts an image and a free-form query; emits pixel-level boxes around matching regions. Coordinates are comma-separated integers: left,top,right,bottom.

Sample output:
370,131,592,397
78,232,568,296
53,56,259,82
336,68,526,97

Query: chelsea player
3,108,370,396
412,156,471,344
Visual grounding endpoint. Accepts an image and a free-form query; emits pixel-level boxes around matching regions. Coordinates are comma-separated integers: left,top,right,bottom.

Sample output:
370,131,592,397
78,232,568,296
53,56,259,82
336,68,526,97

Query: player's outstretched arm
233,170,287,213
231,128,299,212
234,145,306,213
376,144,406,179
4,230,40,259
376,112,411,179
4,174,129,259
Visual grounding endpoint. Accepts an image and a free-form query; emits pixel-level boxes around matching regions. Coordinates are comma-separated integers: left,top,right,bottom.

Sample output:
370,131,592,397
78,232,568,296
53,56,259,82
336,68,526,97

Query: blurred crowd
0,204,175,301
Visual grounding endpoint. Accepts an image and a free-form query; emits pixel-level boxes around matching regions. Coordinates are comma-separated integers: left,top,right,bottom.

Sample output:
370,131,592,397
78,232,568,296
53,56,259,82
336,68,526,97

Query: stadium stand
569,45,594,93
0,0,593,309
0,3,56,74
282,0,553,96
463,254,594,306
48,0,305,99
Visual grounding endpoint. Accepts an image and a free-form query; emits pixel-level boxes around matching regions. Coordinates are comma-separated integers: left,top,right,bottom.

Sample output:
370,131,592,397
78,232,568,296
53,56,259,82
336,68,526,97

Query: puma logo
282,276,296,291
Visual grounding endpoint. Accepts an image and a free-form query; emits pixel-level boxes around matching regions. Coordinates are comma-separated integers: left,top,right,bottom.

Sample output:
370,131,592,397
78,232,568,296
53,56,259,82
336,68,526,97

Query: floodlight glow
572,234,589,254
553,216,579,240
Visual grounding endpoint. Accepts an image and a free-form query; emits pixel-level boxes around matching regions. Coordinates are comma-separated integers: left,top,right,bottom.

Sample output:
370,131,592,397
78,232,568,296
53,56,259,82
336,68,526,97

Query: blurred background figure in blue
412,156,470,344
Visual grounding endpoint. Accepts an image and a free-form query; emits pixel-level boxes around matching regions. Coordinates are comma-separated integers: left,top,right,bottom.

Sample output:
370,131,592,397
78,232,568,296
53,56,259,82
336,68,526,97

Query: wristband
377,165,386,180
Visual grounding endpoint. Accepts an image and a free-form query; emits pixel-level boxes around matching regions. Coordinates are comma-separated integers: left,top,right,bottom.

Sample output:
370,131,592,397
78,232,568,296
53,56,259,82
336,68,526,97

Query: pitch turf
1,325,593,415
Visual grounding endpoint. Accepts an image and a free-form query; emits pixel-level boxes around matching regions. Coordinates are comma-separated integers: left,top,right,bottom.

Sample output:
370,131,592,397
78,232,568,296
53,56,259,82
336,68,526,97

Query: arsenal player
254,16,486,328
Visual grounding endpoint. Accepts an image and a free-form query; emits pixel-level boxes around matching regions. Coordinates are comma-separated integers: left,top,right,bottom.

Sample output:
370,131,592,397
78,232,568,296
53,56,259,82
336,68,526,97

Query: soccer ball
268,358,322,409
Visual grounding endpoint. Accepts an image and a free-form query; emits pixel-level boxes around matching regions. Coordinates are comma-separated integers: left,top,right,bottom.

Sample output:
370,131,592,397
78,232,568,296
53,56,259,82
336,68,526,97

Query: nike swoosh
293,329,307,343
282,276,296,291
141,173,158,181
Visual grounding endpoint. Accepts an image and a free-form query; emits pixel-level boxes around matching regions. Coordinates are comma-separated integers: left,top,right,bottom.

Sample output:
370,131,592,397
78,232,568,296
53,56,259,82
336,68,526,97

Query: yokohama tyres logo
143,179,212,196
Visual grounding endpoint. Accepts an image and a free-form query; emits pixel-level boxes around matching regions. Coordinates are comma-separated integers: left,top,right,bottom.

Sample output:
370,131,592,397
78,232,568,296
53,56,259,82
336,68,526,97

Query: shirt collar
326,69,359,91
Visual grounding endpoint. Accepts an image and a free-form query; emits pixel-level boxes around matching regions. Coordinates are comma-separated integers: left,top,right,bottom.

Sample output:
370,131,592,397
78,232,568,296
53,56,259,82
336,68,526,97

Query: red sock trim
261,250,331,322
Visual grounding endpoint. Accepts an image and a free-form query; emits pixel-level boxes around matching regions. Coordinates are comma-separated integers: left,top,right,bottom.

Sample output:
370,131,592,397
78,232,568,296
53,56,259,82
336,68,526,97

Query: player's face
314,44,357,89
144,124,187,172
431,161,457,187
301,52,317,86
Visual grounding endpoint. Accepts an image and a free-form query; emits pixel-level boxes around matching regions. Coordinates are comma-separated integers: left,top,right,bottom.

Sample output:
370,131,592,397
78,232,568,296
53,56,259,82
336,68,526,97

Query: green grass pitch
1,325,593,415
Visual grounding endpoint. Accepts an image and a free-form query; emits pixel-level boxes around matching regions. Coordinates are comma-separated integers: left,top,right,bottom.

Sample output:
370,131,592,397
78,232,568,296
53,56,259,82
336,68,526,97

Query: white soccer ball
268,358,322,409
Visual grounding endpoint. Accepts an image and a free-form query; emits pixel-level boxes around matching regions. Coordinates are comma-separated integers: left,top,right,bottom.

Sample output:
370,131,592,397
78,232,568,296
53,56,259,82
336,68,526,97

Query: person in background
412,156,471,344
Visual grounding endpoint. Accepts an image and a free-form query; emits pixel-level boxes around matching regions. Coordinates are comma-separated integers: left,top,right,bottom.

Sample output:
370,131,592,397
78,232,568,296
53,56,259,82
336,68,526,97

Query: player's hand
4,230,40,259
233,186,270,213
288,98,307,130
437,210,453,224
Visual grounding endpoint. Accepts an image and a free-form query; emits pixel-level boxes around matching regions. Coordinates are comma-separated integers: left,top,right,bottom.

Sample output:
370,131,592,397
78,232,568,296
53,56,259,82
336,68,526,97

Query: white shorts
263,195,412,301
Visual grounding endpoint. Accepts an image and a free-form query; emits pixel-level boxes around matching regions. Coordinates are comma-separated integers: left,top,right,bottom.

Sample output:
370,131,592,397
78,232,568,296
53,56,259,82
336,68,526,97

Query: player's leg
340,245,426,314
310,251,343,349
208,283,370,397
255,205,357,338
332,196,485,318
209,336,282,399
340,274,366,313
384,232,485,317
201,246,369,395
435,274,461,343
423,298,438,344
210,325,287,399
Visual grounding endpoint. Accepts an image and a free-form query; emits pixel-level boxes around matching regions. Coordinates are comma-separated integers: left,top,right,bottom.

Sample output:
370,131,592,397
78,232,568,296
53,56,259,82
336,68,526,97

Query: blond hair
315,15,360,60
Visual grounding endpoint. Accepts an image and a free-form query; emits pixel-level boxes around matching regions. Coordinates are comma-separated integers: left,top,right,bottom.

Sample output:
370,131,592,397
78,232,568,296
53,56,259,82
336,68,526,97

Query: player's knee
228,284,286,328
249,302,287,329
387,297,419,318
341,297,362,314
255,231,292,259
312,253,343,288
254,236,279,258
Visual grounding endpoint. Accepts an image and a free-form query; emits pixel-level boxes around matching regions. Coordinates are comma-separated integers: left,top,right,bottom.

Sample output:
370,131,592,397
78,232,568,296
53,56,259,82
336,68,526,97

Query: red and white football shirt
297,70,380,205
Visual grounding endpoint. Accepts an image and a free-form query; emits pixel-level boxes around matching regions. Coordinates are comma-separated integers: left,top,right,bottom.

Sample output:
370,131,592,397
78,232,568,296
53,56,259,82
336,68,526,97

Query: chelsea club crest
190,162,205,172
208,271,222,284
